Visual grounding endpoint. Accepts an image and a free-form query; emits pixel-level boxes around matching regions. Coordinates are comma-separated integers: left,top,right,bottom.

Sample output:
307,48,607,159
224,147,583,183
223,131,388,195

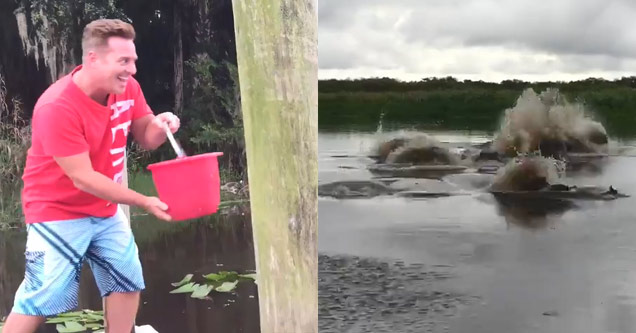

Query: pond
0,174,258,333
319,129,636,333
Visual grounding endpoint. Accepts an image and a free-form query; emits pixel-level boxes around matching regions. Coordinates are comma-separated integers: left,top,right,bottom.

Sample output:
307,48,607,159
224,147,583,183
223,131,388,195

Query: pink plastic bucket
147,152,223,221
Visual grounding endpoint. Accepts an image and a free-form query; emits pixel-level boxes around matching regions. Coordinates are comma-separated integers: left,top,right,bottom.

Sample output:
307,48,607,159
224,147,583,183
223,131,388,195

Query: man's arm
130,112,180,150
54,152,172,221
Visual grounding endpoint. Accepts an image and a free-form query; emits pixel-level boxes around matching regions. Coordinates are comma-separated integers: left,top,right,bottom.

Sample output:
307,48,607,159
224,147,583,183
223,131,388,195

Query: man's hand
131,112,181,150
151,112,180,134
141,196,172,221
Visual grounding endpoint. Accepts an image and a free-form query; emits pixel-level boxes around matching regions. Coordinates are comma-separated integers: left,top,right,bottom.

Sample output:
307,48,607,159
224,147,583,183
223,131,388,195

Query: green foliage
319,89,518,133
0,73,28,227
0,73,29,185
185,55,242,127
171,273,194,286
319,77,636,137
45,309,104,332
203,270,239,281
125,142,152,173
169,270,256,299
179,55,246,179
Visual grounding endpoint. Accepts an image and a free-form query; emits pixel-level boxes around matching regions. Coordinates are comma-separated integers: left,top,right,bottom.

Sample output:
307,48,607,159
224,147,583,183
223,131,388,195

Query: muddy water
319,130,636,333
0,203,259,333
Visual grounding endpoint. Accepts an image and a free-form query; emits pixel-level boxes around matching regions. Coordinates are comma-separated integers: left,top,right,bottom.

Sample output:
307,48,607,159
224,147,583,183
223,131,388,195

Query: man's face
89,36,137,95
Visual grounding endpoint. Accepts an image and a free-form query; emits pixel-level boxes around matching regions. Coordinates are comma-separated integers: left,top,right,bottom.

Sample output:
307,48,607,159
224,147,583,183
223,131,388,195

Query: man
3,19,179,333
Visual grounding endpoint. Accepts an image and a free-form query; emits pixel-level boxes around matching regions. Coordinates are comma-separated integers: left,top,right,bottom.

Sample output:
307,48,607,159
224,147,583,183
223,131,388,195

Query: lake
319,129,636,333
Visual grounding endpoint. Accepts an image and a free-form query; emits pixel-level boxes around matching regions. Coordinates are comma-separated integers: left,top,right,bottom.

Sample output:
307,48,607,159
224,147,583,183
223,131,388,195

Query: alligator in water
490,184,629,201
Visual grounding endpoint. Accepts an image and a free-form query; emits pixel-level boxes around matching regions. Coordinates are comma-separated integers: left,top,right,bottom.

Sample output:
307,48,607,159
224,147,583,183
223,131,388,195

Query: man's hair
82,19,135,58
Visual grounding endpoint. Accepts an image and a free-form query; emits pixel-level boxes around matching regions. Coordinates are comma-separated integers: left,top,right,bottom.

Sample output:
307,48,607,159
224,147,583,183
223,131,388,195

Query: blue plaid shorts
11,207,145,316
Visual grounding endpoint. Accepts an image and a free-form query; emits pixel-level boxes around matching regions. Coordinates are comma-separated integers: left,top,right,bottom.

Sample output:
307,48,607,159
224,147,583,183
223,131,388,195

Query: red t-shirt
21,65,153,223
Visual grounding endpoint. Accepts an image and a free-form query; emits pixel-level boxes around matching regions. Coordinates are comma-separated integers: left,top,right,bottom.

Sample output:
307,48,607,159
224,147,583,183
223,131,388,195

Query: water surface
319,129,636,333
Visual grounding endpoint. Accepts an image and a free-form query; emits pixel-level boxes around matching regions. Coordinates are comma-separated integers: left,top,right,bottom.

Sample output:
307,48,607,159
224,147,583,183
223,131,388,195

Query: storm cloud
318,0,636,81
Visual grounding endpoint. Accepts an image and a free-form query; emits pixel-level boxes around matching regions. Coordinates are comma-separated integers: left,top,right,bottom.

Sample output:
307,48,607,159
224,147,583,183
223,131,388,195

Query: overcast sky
318,0,636,82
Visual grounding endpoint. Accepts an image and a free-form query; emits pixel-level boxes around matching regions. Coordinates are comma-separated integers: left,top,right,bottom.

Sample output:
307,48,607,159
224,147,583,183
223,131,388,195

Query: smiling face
80,19,137,98
85,36,138,95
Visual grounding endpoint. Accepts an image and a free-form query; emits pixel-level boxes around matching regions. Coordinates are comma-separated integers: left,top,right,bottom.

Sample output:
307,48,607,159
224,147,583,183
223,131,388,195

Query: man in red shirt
4,19,179,332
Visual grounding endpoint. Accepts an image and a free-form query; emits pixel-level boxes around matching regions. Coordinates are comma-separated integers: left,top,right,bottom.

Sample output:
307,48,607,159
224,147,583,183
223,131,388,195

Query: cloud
318,0,636,81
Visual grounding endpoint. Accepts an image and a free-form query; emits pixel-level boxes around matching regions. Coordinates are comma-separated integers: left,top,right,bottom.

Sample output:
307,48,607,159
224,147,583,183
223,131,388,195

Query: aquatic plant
44,310,104,332
0,310,105,333
169,271,256,299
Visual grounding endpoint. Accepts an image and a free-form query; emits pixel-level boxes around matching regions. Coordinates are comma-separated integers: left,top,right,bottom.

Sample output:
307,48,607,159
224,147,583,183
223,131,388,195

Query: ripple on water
318,254,480,333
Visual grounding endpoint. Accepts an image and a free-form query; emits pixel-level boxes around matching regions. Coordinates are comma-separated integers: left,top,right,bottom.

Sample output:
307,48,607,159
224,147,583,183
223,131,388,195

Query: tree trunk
231,0,317,332
173,1,184,115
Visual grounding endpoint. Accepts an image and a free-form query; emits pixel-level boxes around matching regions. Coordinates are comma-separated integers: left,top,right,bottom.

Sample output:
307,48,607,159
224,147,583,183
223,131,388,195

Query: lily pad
85,323,103,329
191,284,214,299
169,282,196,294
203,271,238,281
56,321,86,333
84,313,103,322
216,280,238,293
56,311,85,318
46,317,74,324
171,274,194,287
238,273,257,280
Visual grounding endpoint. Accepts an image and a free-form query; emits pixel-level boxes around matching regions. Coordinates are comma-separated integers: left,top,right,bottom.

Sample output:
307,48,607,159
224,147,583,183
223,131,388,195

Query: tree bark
231,0,317,332
173,1,184,115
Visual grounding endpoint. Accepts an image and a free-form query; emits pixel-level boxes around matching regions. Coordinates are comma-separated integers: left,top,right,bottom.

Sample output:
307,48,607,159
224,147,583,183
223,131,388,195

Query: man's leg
1,313,45,333
103,291,140,332
4,220,93,333
87,208,145,332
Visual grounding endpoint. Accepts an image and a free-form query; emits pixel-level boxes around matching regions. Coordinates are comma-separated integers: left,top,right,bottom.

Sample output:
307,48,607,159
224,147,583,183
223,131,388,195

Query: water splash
373,133,460,165
491,155,565,191
493,88,608,158
375,105,386,134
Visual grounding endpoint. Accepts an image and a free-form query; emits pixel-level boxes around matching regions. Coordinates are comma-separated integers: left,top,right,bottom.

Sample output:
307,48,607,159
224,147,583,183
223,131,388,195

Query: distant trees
318,76,636,137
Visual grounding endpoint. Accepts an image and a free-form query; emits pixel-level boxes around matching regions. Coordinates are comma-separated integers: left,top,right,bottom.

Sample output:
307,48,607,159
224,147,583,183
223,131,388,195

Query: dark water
0,204,259,333
319,130,636,333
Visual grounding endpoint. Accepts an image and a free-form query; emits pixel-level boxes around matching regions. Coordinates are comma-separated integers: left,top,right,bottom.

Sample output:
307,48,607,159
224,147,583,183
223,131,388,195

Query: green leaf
56,321,86,333
83,310,103,316
191,284,214,299
203,271,238,282
171,274,194,287
84,313,103,322
57,311,84,318
85,323,103,329
46,317,72,324
239,273,257,280
169,282,196,294
216,280,238,293
203,273,224,281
